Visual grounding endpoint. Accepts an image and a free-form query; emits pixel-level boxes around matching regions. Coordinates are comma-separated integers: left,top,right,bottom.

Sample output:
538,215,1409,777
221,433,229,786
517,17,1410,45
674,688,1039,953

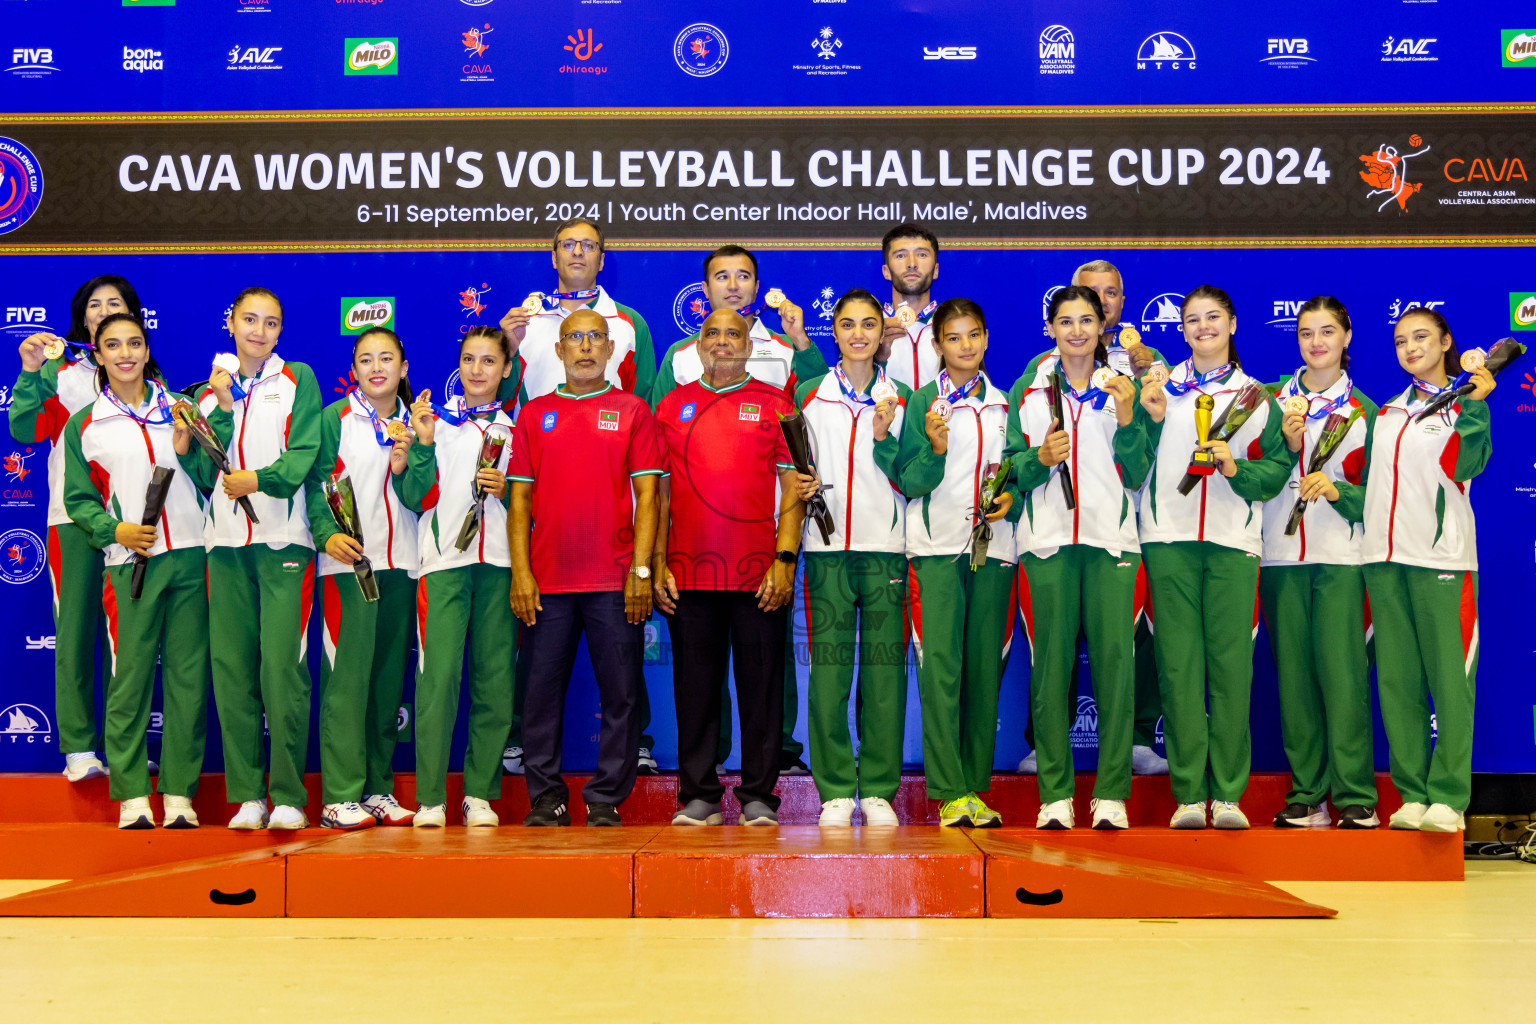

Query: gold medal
522,293,544,315
1117,324,1142,347
1460,349,1486,373
1091,367,1116,391
1283,394,1310,416
894,305,917,327
386,420,411,442
764,287,786,308
42,338,65,361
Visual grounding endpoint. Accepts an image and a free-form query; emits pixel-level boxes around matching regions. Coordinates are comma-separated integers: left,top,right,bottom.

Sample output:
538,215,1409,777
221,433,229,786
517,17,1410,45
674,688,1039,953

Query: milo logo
346,38,398,75
341,296,395,334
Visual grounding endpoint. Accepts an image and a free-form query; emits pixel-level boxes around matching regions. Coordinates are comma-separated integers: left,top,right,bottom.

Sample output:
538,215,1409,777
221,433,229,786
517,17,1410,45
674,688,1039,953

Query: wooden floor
2,862,1530,1023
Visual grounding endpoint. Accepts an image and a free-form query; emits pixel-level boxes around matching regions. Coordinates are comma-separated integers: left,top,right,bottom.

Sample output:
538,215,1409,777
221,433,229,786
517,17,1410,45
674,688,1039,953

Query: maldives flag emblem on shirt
598,410,620,431
739,403,760,422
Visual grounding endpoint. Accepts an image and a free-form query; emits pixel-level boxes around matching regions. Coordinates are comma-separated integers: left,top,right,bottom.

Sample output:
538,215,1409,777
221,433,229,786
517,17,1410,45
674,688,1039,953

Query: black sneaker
523,790,570,827
586,802,622,827
1336,805,1380,829
636,747,659,776
1273,801,1329,828
779,755,811,777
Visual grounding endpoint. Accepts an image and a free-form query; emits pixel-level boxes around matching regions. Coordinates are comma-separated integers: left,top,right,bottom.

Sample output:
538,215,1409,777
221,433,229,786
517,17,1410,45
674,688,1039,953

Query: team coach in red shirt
508,309,666,827
653,308,806,826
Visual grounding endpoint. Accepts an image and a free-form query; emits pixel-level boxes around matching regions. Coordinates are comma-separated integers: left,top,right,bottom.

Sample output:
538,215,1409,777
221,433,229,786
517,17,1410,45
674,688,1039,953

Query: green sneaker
970,794,1002,828
938,796,975,827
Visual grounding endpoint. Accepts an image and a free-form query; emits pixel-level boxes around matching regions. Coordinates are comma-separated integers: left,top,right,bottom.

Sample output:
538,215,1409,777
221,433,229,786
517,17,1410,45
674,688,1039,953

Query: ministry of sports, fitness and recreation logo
672,282,708,335
0,528,46,585
1510,293,1536,331
0,137,44,235
674,23,728,78
1068,694,1098,750
1136,32,1196,71
1,703,53,744
1360,134,1430,213
346,38,398,75
341,296,395,334
1039,25,1074,75
1139,291,1185,335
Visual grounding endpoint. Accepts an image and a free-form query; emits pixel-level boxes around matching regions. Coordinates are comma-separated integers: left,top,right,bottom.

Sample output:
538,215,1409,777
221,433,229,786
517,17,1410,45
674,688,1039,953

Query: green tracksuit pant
318,568,415,804
803,551,909,802
209,544,315,809
1362,562,1478,812
101,547,210,802
1259,563,1376,808
414,563,514,806
910,555,1014,804
1142,541,1259,805
1020,547,1139,803
50,522,108,755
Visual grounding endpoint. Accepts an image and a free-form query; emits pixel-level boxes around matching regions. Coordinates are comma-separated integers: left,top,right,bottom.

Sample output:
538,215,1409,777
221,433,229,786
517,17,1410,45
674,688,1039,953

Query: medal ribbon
228,357,270,404
1063,364,1111,410
1283,369,1355,421
540,287,600,311
833,363,887,407
882,300,938,324
432,395,504,427
1162,359,1234,397
937,369,982,404
105,383,174,427
348,388,403,447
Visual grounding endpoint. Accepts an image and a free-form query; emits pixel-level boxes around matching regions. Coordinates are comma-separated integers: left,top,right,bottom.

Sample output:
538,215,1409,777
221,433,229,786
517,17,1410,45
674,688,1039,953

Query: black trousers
666,589,788,810
521,591,643,807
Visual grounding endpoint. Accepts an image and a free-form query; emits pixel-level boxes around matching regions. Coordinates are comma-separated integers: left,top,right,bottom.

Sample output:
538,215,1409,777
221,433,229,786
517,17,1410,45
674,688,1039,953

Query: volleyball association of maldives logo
1360,133,1430,213
0,137,44,236
0,528,46,584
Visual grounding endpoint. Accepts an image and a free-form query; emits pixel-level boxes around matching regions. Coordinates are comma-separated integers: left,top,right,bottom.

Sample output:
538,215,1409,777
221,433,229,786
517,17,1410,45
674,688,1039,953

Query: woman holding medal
793,288,912,827
11,275,144,784
60,313,216,829
1354,307,1494,834
1259,297,1381,830
1137,285,1289,830
896,298,1020,828
303,327,421,831
1006,286,1151,830
398,326,515,829
201,286,323,831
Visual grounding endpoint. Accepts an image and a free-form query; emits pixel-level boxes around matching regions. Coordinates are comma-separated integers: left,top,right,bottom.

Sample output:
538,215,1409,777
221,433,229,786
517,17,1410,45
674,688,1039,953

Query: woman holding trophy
1137,285,1289,830
1259,297,1381,830
1006,286,1151,831
60,313,217,830
201,287,323,831
1354,307,1495,834
895,298,1020,829
399,326,516,829
303,326,422,831
790,288,911,828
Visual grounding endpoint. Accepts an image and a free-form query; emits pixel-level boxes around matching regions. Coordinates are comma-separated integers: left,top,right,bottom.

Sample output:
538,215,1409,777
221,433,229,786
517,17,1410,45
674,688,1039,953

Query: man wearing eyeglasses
498,218,656,408
508,310,667,827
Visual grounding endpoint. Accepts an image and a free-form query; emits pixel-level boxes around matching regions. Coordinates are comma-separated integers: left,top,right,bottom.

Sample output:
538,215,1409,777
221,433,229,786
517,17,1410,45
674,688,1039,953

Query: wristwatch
630,565,652,580
775,549,799,565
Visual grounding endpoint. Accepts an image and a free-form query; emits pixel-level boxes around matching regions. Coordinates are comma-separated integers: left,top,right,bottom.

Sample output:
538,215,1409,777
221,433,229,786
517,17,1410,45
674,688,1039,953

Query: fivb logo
1262,38,1315,68
340,297,395,334
7,48,58,78
346,38,399,75
1268,299,1305,332
1,703,52,743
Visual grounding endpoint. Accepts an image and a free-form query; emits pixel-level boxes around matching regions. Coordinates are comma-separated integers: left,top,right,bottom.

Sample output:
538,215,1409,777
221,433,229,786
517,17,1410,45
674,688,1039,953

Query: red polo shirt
508,384,665,593
654,375,794,591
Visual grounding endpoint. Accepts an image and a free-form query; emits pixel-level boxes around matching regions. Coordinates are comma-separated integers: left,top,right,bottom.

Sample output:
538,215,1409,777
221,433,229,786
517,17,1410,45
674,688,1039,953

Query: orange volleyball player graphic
3,449,31,483
6,539,29,569
690,35,712,62
462,25,491,59
459,282,490,318
1359,134,1430,213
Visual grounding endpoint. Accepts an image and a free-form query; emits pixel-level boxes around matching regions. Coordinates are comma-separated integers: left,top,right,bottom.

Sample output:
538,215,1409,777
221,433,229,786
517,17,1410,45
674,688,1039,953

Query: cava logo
1136,32,1195,70
1511,293,1536,331
459,282,491,319
0,137,45,235
1,703,52,742
1381,36,1436,62
346,37,398,75
462,23,493,81
1360,135,1430,213
1504,31,1536,66
340,297,395,334
1039,24,1074,75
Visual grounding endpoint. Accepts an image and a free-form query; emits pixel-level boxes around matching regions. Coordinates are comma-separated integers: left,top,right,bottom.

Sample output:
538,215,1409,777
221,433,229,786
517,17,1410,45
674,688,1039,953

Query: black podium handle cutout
1015,886,1064,906
210,888,256,906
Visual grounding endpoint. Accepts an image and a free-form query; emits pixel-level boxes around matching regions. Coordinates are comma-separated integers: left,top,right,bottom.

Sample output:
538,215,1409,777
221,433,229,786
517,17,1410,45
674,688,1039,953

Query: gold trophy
1188,394,1217,476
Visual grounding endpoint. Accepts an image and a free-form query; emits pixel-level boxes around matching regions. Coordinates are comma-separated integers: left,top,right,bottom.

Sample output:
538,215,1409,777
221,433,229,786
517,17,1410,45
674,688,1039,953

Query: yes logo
346,38,398,75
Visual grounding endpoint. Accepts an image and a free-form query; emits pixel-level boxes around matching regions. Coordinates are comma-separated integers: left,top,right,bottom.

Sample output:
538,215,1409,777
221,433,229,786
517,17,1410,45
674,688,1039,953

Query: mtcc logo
1139,292,1185,334
1136,32,1196,70
1,703,53,743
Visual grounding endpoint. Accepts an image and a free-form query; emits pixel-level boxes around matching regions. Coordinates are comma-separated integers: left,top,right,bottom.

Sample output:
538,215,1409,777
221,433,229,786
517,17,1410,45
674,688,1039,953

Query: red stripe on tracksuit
1002,567,1018,662
1015,563,1035,655
415,579,430,673
1363,591,1374,643
1133,560,1151,629
46,525,63,611
100,574,120,675
297,562,315,660
1459,571,1478,674
906,564,923,666
321,575,342,669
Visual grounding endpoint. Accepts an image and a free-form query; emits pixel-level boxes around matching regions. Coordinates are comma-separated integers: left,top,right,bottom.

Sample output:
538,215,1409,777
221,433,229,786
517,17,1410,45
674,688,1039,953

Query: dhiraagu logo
346,38,398,75
341,296,395,334
1511,292,1536,331
1503,31,1536,67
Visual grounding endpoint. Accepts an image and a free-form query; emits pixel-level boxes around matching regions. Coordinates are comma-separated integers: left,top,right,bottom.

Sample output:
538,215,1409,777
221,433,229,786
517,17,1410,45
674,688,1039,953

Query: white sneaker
228,799,269,831
413,803,447,828
1017,749,1038,774
1090,798,1129,830
1211,801,1249,830
1131,745,1169,775
1170,802,1206,829
1389,802,1428,830
636,746,659,775
162,795,199,829
818,797,856,827
462,796,498,827
118,796,154,830
63,752,108,783
859,796,899,827
321,802,376,831
501,746,524,775
1417,803,1465,833
1036,799,1074,830
267,805,308,830
361,793,415,826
